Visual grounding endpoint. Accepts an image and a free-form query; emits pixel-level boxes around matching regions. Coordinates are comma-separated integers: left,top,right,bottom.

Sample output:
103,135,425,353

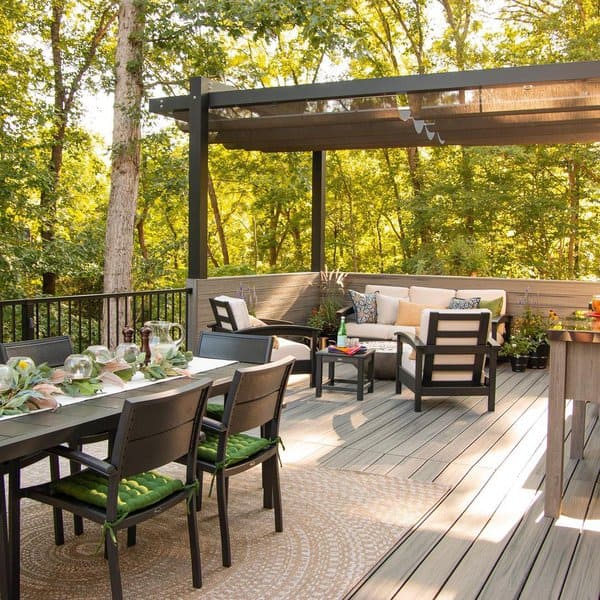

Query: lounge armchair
208,295,318,386
396,309,499,412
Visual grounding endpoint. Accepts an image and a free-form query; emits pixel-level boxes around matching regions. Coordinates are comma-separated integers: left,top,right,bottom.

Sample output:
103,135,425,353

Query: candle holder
63,354,94,381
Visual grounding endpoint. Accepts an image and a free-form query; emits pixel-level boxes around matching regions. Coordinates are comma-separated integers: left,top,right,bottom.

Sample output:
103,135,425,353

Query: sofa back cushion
376,294,401,324
409,285,455,307
365,284,409,299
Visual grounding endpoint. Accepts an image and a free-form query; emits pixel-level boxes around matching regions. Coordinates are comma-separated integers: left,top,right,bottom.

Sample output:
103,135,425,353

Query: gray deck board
278,362,600,599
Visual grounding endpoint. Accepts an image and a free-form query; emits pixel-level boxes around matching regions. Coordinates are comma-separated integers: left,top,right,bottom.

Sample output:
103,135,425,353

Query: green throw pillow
479,296,504,318
53,469,184,515
197,430,274,467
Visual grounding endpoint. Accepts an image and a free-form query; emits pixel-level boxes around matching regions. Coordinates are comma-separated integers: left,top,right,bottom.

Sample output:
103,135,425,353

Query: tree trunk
208,173,229,264
103,0,144,346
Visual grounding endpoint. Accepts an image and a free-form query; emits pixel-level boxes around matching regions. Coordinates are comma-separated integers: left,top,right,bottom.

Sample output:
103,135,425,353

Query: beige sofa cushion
346,321,415,341
365,284,409,299
376,294,401,324
409,286,455,307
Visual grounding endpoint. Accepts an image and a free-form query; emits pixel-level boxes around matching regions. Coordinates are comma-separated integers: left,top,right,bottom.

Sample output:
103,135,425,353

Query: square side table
315,348,375,401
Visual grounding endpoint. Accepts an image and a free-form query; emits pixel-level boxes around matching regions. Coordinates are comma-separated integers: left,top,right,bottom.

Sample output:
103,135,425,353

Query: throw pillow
349,289,378,324
395,300,431,326
479,296,503,318
448,297,481,310
376,294,400,324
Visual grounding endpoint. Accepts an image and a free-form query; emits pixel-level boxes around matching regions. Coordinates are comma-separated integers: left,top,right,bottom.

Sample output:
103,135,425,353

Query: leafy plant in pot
500,332,534,372
514,307,555,369
307,267,347,345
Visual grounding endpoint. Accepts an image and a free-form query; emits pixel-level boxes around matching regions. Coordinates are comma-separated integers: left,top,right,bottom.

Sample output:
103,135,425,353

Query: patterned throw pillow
349,289,378,324
448,296,481,310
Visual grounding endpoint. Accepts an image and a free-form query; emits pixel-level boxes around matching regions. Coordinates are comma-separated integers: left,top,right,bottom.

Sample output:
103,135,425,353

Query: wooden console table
545,326,600,518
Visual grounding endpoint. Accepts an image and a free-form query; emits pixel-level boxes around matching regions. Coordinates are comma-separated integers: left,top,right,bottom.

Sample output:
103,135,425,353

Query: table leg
1,473,9,600
357,359,365,401
315,355,323,398
545,340,567,518
367,354,374,393
327,360,335,386
570,400,587,459
7,460,21,600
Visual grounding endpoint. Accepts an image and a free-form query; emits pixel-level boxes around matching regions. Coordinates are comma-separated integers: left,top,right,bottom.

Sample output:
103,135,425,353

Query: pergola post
311,151,326,272
188,77,210,280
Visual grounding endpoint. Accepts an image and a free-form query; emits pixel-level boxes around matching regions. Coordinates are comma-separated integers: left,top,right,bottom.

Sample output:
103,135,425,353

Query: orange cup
592,295,600,313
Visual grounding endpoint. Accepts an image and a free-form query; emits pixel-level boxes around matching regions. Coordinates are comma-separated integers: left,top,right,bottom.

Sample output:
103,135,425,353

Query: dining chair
208,296,318,386
0,336,111,538
0,335,74,367
11,378,212,600
396,309,499,412
197,331,274,421
190,355,295,567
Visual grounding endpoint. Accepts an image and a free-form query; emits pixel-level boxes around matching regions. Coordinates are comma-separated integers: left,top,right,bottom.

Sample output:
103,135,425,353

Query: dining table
0,357,248,600
545,322,600,518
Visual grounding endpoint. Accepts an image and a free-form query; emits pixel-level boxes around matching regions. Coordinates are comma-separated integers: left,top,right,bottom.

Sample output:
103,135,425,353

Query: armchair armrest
259,317,294,325
492,314,513,341
236,324,320,346
337,305,354,318
201,416,226,433
46,445,116,476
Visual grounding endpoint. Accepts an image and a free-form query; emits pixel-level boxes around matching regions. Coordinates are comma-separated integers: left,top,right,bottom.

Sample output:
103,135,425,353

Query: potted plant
514,307,554,369
500,332,533,372
307,267,347,345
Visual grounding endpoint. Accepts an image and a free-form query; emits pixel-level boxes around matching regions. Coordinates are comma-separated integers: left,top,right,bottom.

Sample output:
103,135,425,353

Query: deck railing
0,288,192,352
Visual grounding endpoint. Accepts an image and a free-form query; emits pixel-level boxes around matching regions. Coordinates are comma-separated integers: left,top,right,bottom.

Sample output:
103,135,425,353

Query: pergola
149,60,600,280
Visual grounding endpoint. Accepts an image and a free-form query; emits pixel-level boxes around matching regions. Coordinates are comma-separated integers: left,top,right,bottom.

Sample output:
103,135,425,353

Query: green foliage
1,0,600,299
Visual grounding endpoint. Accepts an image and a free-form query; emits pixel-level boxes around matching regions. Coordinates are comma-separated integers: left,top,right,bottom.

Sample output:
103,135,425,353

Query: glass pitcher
144,320,184,358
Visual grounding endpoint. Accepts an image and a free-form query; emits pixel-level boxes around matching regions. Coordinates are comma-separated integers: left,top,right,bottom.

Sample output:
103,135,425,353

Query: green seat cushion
197,431,274,467
206,402,224,420
53,469,184,515
479,296,504,318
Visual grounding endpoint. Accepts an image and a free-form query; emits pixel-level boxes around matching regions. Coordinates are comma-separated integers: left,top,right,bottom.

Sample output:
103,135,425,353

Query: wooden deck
279,363,600,600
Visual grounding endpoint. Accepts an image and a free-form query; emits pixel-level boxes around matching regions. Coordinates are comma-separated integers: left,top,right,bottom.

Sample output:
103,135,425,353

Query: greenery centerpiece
0,359,61,415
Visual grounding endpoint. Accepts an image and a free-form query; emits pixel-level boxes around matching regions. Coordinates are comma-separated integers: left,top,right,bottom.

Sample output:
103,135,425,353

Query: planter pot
528,342,550,369
510,355,529,372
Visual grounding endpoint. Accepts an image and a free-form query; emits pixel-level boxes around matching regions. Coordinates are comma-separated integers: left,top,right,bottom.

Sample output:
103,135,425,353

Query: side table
315,348,375,401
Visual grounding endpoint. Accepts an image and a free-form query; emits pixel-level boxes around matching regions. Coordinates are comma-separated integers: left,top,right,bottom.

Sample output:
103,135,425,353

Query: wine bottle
336,316,347,347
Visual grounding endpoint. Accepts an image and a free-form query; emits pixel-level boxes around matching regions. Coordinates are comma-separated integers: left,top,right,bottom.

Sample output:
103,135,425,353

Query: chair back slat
111,379,211,479
197,331,273,364
224,357,295,437
0,336,74,367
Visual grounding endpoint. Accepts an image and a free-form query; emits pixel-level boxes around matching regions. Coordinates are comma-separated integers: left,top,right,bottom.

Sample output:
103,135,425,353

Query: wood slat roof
150,61,600,150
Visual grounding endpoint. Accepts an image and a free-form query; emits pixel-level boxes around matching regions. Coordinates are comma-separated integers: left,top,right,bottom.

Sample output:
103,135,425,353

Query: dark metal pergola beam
148,61,600,280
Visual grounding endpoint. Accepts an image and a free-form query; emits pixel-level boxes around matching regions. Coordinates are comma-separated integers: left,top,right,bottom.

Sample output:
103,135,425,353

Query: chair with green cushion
0,336,111,538
197,331,274,421
11,378,212,600
191,355,295,567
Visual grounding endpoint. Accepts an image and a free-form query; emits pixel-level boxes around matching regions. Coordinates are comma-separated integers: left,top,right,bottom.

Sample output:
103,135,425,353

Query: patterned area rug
17,458,448,600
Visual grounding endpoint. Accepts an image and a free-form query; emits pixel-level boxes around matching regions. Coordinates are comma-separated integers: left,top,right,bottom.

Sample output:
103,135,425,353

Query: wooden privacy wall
187,272,320,348
187,271,600,348
342,273,600,319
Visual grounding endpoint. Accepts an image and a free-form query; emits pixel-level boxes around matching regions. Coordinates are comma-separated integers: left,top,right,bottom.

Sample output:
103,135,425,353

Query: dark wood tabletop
0,361,245,464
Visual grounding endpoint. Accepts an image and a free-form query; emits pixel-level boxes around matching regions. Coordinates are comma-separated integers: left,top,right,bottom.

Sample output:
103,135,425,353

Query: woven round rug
17,458,447,599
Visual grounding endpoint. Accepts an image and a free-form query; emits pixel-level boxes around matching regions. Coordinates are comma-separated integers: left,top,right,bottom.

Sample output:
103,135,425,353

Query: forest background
1,0,599,301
